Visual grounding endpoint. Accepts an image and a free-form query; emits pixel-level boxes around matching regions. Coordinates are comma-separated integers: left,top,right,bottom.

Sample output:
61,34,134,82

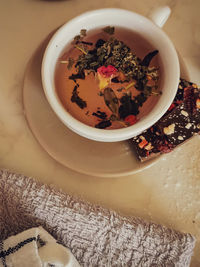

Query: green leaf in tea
104,87,119,115
80,29,87,37
74,35,81,42
109,114,118,121
103,26,115,35
73,29,87,44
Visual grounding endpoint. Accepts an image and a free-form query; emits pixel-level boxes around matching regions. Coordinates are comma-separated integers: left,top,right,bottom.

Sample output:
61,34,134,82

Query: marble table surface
0,0,200,265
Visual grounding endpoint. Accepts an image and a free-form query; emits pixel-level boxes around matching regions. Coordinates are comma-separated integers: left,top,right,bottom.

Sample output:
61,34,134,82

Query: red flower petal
168,103,176,111
97,65,117,78
124,115,137,126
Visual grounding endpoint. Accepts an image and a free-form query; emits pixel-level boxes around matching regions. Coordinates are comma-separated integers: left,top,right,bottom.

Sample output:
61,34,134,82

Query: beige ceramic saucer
23,36,189,177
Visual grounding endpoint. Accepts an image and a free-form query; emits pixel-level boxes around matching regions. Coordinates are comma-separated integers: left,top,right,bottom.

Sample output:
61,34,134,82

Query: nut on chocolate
163,123,175,135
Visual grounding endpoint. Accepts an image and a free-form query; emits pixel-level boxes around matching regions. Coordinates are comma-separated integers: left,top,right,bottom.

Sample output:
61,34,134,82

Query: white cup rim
41,8,180,142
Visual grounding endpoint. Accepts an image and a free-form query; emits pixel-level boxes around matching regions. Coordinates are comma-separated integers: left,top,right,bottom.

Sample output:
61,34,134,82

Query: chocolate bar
130,79,200,162
130,125,162,161
158,101,200,146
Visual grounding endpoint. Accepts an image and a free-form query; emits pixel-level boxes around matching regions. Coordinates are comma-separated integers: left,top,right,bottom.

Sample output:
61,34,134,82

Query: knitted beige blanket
0,170,195,266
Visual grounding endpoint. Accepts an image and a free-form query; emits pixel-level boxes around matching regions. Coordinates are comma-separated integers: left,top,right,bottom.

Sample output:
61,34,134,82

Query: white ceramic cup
42,7,180,142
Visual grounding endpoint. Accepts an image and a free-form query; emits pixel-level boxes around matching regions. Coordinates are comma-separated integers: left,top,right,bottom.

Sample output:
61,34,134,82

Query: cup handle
148,6,171,28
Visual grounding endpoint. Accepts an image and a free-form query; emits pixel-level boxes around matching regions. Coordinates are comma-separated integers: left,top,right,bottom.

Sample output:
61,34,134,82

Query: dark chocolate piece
158,89,200,146
159,103,200,146
130,79,200,162
131,125,174,161
131,125,162,161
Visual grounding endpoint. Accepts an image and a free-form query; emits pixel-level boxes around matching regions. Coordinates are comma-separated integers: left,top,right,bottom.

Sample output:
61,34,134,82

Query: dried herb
67,57,74,70
72,30,159,93
71,84,87,109
117,87,125,92
119,94,139,119
103,26,115,35
109,114,118,121
92,111,107,120
79,41,93,46
74,35,81,42
73,29,87,43
104,87,119,116
95,120,111,129
98,91,104,96
134,93,147,107
111,77,120,83
69,71,85,81
125,81,136,90
147,67,159,81
80,29,87,37
95,39,106,48
141,50,159,67
74,45,88,55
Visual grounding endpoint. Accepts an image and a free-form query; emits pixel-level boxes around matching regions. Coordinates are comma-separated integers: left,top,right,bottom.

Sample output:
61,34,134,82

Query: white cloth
0,227,80,267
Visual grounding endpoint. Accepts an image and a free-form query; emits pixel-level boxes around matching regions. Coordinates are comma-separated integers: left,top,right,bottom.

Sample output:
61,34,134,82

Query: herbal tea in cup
55,26,161,130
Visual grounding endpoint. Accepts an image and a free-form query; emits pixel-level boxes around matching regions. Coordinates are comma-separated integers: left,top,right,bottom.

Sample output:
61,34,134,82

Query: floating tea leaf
74,35,81,42
67,57,74,70
80,29,87,37
73,29,87,44
92,111,107,120
103,26,115,35
111,77,120,83
95,120,111,129
109,114,118,121
119,94,139,119
74,45,88,55
95,39,106,48
69,71,85,81
104,87,119,115
71,84,87,109
79,41,93,46
141,50,159,67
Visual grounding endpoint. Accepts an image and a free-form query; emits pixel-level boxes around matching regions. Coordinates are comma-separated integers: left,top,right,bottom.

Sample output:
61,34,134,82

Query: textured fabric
0,170,196,267
0,226,80,267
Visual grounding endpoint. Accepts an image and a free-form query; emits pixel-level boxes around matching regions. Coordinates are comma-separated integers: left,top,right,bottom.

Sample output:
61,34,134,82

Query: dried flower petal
124,115,137,126
97,65,118,90
97,65,117,78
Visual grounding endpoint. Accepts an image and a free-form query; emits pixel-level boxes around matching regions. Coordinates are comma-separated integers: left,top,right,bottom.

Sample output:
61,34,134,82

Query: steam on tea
55,26,160,129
